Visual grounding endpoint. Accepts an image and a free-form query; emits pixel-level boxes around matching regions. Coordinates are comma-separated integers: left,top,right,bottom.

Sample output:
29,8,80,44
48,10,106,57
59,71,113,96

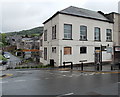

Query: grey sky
1,0,120,33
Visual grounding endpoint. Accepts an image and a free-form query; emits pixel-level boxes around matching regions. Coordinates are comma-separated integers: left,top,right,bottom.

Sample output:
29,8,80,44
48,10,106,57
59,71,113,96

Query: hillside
6,26,43,36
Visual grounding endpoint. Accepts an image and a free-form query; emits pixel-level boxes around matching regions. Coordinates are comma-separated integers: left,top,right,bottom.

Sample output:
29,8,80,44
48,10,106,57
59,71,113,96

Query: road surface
1,69,119,96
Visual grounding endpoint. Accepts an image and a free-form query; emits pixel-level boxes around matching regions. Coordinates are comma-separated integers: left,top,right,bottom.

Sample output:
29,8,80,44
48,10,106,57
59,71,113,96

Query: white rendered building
40,6,113,66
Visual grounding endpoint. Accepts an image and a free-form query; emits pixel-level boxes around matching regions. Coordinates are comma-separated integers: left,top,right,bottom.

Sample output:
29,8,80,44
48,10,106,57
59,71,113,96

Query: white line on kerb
56,92,74,97
64,93,74,95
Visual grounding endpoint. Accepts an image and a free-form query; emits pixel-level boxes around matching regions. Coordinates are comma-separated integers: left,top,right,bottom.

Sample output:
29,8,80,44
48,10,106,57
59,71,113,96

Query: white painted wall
41,13,113,66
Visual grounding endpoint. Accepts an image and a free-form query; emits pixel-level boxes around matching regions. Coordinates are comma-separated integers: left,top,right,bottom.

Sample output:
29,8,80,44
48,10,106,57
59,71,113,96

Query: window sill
106,40,112,42
62,38,73,40
94,40,101,42
80,53,87,54
79,39,88,41
64,54,72,55
52,38,56,40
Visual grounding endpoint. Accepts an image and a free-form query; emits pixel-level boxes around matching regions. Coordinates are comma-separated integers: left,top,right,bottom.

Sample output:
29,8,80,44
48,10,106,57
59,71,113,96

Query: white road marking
62,75,66,76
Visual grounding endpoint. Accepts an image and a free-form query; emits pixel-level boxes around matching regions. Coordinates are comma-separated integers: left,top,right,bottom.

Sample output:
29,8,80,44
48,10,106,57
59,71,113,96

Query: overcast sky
0,0,120,33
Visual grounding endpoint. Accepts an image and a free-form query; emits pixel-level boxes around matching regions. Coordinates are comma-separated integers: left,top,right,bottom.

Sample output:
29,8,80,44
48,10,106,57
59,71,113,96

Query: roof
43,6,112,24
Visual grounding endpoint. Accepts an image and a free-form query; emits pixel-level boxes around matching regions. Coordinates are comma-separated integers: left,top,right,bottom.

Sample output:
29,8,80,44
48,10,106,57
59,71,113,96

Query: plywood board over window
64,47,72,55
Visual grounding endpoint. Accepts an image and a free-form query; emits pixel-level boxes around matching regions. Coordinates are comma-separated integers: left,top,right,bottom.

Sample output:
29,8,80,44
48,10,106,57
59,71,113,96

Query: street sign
107,47,112,53
115,46,120,51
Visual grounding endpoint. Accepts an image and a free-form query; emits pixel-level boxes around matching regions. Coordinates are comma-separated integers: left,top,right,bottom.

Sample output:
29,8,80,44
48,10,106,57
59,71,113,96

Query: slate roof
43,6,112,24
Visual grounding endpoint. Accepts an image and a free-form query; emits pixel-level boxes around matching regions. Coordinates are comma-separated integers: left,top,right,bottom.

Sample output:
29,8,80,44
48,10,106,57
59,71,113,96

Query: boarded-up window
64,47,72,55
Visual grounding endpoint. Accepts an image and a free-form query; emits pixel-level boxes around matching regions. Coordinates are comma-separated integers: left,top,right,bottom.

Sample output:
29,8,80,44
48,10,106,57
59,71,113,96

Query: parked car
111,62,120,70
4,54,10,59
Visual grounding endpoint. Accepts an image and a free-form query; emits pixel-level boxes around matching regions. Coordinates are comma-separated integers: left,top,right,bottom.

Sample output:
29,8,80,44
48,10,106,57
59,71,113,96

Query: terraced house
40,6,114,66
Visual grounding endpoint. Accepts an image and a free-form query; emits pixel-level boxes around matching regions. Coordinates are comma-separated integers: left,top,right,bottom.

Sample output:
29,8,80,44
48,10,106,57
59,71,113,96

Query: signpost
115,46,120,52
107,47,112,53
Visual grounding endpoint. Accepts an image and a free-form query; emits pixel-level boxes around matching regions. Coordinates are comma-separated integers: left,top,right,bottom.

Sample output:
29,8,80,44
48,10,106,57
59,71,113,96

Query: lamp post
100,45,102,71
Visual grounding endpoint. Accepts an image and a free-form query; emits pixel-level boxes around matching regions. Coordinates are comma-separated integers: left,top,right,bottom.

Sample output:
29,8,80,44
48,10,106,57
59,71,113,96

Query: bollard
100,64,102,71
81,62,83,71
96,63,99,71
111,65,113,70
63,62,65,68
71,62,73,69
119,63,120,70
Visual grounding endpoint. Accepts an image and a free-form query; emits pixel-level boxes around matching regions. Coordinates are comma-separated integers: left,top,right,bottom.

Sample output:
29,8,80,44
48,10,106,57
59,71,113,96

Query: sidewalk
73,64,112,71
58,64,119,73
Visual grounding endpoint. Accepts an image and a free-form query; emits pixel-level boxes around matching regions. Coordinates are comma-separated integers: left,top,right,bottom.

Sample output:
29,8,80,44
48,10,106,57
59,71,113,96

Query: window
64,24,72,39
44,48,47,60
95,47,100,50
80,47,87,54
52,25,56,39
52,47,56,53
40,51,43,58
64,47,72,55
40,39,43,46
80,26,87,41
94,27,101,41
106,29,112,41
44,30,47,41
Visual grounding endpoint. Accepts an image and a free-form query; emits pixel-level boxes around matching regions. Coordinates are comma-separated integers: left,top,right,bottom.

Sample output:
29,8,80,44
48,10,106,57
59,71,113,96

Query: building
40,6,114,66
105,12,120,62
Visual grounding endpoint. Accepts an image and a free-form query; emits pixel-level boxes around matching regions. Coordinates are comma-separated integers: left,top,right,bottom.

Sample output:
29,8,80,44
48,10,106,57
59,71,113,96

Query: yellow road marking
0,74,13,79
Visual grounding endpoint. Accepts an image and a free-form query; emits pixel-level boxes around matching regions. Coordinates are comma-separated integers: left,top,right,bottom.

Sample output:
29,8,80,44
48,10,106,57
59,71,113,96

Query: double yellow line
0,74,13,79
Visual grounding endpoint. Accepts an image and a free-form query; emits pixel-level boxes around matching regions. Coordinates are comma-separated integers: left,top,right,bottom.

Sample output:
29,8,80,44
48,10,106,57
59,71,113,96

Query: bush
15,67,21,69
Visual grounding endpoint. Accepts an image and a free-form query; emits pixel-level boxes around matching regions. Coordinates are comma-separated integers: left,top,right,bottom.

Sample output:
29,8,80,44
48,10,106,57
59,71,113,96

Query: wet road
5,52,21,67
1,69,119,96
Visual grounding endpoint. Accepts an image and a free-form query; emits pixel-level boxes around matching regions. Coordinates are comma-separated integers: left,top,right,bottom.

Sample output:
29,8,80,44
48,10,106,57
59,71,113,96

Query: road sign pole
100,45,102,71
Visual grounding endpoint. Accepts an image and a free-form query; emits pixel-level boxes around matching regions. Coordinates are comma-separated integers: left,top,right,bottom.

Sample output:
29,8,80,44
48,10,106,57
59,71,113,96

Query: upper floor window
40,39,43,46
44,30,47,41
64,24,72,39
94,27,101,41
80,47,87,54
52,47,56,53
52,25,56,40
80,26,87,41
64,47,72,55
106,29,112,42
